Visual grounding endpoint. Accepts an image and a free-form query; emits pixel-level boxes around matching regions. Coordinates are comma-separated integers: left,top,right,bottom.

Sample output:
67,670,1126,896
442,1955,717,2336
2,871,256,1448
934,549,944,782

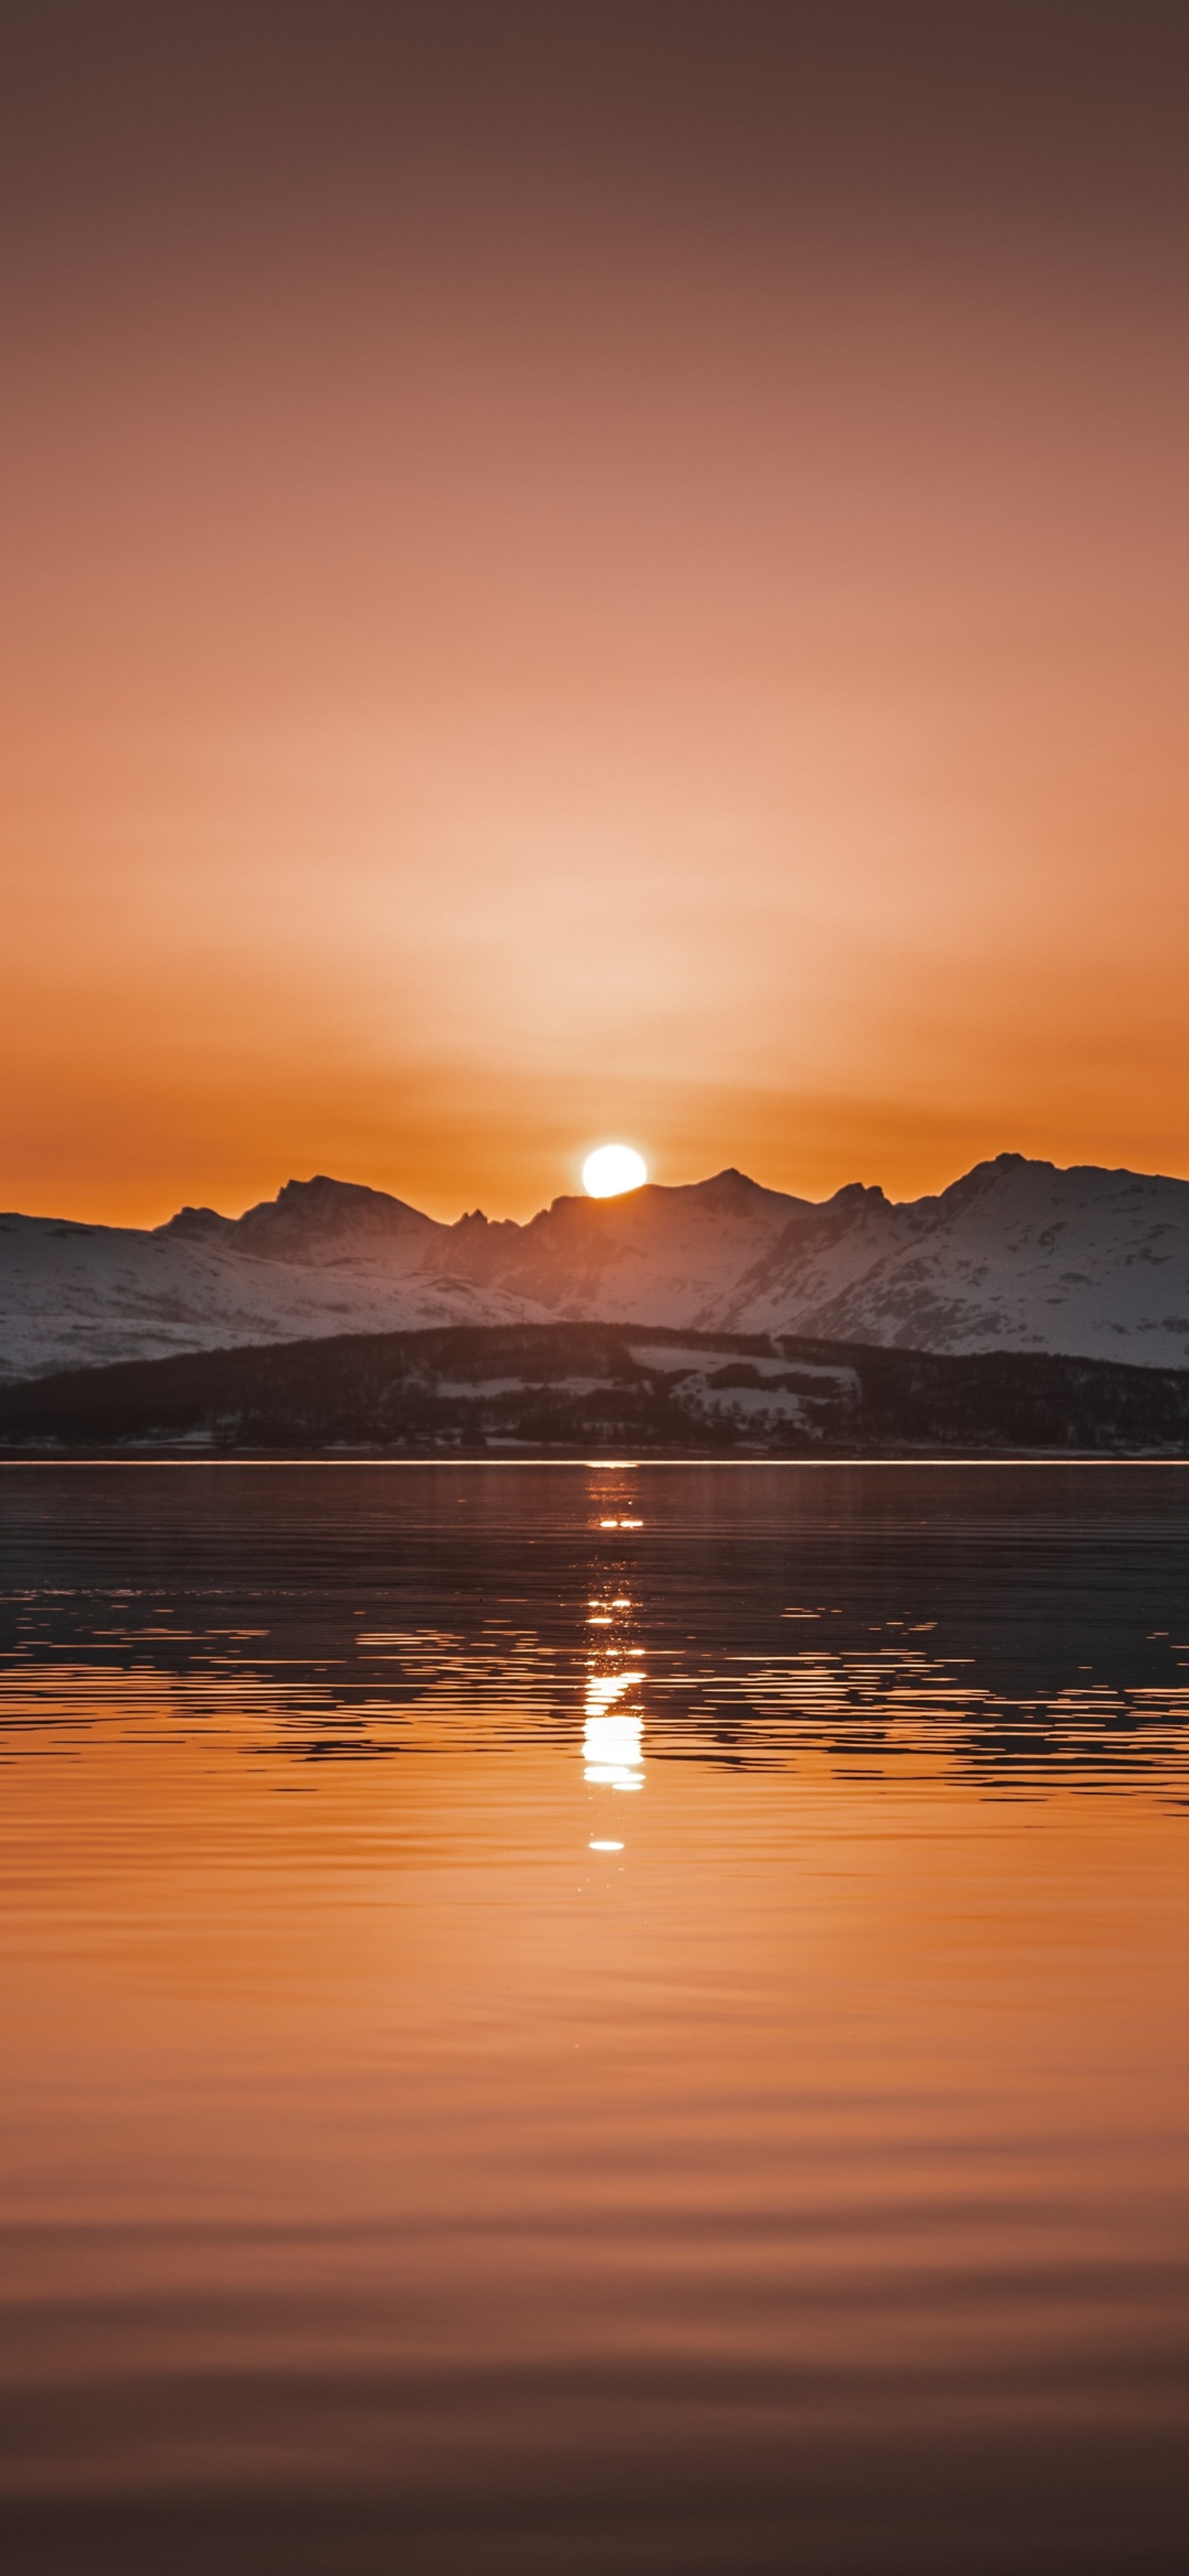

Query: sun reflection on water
583,1592,645,1793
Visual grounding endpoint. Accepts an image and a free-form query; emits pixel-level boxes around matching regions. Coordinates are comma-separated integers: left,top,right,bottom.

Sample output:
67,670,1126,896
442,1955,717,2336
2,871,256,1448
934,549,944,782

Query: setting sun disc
583,1144,647,1198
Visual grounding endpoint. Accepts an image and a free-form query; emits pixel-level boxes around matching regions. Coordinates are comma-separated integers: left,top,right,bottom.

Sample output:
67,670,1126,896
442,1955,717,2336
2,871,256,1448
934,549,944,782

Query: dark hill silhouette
3,1320,1188,1456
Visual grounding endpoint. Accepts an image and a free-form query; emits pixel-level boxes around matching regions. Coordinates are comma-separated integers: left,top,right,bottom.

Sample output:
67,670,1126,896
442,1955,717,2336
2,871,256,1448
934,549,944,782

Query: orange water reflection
2,1464,1189,2573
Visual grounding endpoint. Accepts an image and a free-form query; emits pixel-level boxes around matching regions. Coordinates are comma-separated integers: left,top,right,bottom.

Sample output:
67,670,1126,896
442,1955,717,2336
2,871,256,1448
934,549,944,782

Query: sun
583,1143,648,1198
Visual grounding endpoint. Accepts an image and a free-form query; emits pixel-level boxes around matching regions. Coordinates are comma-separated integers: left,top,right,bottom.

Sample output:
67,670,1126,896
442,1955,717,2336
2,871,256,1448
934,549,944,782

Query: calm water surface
2,1462,1189,2573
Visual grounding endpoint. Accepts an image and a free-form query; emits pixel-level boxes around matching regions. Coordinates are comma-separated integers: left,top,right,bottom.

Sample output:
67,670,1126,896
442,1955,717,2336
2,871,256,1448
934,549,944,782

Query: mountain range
4,1153,1189,1379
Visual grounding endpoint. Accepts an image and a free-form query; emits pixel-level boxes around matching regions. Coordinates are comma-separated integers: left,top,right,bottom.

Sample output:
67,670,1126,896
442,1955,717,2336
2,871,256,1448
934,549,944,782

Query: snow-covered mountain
0,1181,526,1379
4,1155,1189,1378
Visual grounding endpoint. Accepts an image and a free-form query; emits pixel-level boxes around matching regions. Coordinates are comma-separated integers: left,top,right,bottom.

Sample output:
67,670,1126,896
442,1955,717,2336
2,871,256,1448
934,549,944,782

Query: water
2,1461,1189,2574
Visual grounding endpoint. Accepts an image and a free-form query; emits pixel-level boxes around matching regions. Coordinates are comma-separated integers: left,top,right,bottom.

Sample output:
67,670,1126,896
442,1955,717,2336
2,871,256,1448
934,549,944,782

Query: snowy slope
4,1155,1189,1378
418,1156,1189,1363
446,1168,802,1319
0,1186,544,1378
710,1156,1189,1360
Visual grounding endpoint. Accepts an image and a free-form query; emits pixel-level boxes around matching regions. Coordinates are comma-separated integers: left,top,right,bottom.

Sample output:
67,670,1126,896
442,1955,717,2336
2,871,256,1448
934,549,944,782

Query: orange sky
4,4,1188,1225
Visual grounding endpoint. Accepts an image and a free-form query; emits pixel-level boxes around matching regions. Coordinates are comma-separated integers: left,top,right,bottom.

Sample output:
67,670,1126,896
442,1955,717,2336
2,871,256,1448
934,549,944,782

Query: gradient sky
4,2,1188,1224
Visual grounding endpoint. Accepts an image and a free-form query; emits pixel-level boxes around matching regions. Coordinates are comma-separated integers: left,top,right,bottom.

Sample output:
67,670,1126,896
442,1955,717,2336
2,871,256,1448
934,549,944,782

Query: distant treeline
2,1320,1189,1454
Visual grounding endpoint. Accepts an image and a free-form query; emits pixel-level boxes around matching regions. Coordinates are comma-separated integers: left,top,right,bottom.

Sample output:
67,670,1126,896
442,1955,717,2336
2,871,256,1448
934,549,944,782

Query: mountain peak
828,1181,887,1208
154,1204,235,1241
270,1174,419,1215
227,1175,447,1265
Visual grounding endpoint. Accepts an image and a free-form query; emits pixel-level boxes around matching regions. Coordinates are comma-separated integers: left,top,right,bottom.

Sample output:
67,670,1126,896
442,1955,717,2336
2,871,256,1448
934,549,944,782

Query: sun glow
583,1144,647,1198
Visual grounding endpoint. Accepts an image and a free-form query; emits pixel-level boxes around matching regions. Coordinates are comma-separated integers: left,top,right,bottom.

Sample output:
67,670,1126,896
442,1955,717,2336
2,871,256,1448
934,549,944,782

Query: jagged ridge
4,1154,1189,1378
